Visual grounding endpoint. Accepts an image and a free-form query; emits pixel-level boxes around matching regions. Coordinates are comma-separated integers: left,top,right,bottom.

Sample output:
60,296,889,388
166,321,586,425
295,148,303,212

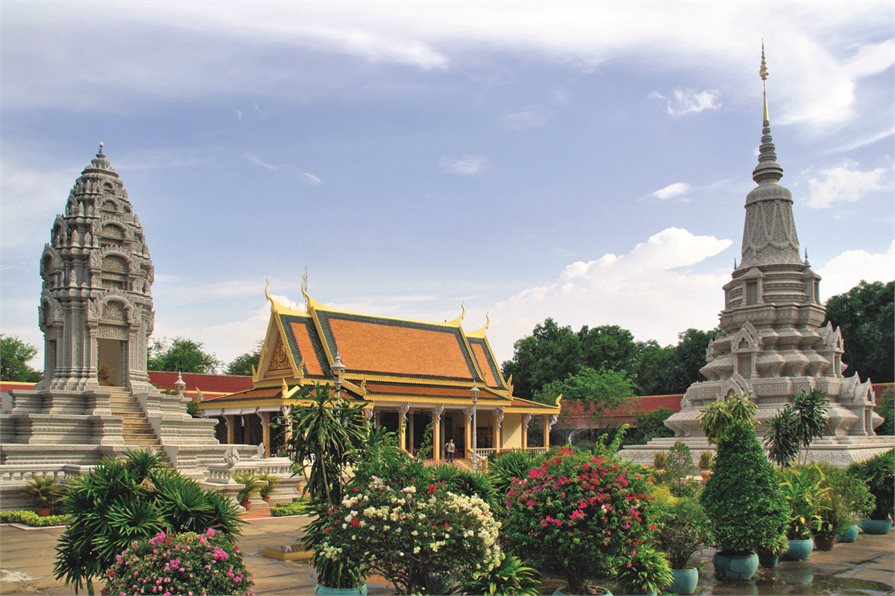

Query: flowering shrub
502,448,654,594
315,476,502,594
103,529,253,595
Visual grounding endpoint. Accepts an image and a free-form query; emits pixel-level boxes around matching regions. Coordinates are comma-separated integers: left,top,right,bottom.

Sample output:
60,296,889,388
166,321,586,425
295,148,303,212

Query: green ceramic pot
553,586,612,595
713,551,758,581
860,519,893,535
315,584,367,595
757,550,779,568
836,524,859,543
670,568,699,594
782,538,813,561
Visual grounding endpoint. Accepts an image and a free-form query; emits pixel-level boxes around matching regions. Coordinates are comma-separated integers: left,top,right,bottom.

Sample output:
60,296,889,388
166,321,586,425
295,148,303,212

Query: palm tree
698,393,758,443
281,383,370,505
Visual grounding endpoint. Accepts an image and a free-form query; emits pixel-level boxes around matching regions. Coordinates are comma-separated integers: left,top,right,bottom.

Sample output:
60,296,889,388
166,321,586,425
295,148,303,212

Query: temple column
522,414,532,450
260,412,271,457
399,404,409,453
226,415,235,444
280,408,292,446
542,415,550,449
432,405,444,462
408,409,415,453
494,408,503,452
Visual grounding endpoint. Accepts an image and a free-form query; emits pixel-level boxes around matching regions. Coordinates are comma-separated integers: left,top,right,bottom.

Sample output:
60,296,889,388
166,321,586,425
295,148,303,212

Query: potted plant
698,451,714,481
849,449,894,535
232,471,266,511
700,420,788,581
822,462,874,543
664,441,698,497
258,473,280,504
654,497,709,595
504,448,654,595
757,533,789,569
460,552,540,596
615,546,672,596
26,474,60,517
778,464,829,561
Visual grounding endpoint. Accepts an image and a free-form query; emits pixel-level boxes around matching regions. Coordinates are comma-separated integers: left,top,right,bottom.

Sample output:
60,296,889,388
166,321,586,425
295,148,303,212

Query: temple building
1,146,258,504
623,48,895,465
197,279,561,462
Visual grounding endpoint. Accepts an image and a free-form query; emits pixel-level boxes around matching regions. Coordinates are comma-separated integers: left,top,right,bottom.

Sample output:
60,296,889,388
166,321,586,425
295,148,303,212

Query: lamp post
331,352,345,398
470,381,480,470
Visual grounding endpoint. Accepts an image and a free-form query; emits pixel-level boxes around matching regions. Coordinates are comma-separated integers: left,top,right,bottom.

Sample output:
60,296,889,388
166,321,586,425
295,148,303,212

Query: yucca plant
232,471,266,504
53,450,243,594
461,553,540,596
615,545,673,595
26,474,63,514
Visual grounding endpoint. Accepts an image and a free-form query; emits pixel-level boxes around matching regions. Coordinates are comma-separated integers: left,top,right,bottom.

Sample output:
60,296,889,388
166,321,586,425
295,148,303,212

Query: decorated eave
198,281,560,415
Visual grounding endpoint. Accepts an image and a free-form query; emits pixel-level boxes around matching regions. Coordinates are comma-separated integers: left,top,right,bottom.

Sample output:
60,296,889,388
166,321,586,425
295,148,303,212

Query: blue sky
1,2,893,369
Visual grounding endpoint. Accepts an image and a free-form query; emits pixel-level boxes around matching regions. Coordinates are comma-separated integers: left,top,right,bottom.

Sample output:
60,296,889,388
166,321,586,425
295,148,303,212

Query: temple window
737,353,753,378
745,281,758,305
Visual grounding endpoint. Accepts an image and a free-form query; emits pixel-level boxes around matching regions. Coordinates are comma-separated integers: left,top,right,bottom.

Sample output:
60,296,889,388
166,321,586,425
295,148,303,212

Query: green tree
633,341,679,395
825,280,894,383
876,388,894,435
698,394,758,443
578,324,639,374
533,367,633,426
674,328,718,388
502,318,581,399
629,407,675,445
225,340,263,376
147,337,222,374
0,335,43,382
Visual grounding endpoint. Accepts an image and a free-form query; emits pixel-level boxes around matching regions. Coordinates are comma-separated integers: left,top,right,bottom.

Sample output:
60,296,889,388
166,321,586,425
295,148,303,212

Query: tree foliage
628,408,675,445
225,340,262,376
698,394,758,443
147,337,222,374
533,367,633,415
876,388,894,436
502,320,717,400
825,280,894,382
0,334,43,382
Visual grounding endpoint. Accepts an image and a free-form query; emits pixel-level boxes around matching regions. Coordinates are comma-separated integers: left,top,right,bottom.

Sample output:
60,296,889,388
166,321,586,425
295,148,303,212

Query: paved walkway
1,518,892,594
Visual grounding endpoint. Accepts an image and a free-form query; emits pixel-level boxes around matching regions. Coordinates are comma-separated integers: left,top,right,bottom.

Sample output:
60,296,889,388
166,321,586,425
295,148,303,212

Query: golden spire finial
760,40,769,122
264,278,273,306
483,312,490,332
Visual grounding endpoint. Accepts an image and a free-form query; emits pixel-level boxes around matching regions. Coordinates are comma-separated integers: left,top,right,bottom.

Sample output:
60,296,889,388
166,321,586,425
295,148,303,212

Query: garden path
0,518,891,595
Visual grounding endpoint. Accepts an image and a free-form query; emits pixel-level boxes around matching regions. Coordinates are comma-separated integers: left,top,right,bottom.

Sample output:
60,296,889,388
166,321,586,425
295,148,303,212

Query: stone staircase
106,387,166,457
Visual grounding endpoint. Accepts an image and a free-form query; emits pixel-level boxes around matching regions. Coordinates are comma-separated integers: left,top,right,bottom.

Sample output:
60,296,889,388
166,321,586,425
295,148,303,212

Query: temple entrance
97,338,125,386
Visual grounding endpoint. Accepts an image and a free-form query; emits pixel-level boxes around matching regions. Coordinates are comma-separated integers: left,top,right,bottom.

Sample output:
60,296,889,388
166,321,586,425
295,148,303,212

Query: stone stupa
622,47,894,466
0,145,255,486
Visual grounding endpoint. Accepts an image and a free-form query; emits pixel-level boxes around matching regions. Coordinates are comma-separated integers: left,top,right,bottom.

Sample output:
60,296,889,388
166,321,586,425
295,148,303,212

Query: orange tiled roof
363,382,505,400
468,338,502,388
202,387,282,402
279,314,328,377
316,310,478,381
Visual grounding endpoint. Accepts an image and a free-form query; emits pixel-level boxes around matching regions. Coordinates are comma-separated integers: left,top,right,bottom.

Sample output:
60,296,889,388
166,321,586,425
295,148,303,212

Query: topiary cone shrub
700,420,787,556
503,448,654,595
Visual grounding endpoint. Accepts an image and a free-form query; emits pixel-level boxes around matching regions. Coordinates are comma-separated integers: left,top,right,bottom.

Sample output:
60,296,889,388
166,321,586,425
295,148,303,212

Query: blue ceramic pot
783,538,813,561
860,519,893,535
836,524,859,543
316,584,367,596
713,551,758,581
670,568,699,594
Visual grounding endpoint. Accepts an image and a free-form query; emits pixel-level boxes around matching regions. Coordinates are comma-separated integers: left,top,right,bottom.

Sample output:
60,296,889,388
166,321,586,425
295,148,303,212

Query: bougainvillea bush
315,476,502,594
103,529,253,596
502,448,654,594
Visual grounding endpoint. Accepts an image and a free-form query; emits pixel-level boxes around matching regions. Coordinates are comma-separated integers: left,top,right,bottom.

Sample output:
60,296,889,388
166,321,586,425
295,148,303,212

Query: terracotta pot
241,500,253,512
700,470,712,481
814,533,836,551
35,507,51,517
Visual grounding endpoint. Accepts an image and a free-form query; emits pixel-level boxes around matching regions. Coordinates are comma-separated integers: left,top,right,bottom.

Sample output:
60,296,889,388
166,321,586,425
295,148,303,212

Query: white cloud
485,227,733,359
2,3,890,132
243,152,278,171
830,126,895,154
651,182,691,200
817,241,895,299
649,89,722,117
499,107,549,129
439,155,487,176
234,109,243,121
807,160,887,208
301,172,322,186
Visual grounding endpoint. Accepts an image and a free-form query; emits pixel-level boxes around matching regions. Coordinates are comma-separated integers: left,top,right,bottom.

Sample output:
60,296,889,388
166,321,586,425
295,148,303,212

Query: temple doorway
97,338,125,386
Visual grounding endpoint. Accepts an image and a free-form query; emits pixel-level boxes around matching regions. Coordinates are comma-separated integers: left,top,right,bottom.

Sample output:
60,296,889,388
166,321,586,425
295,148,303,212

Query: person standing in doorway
445,438,456,463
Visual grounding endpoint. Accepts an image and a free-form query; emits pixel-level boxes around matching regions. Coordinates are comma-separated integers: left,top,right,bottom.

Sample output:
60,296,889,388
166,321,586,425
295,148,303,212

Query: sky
1,2,893,371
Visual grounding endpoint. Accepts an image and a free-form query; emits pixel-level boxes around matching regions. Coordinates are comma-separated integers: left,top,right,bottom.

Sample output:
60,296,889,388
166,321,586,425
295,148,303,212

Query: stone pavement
1,518,893,595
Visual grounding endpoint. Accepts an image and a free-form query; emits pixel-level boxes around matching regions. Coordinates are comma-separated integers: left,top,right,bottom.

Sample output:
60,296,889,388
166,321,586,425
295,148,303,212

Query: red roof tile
149,371,252,393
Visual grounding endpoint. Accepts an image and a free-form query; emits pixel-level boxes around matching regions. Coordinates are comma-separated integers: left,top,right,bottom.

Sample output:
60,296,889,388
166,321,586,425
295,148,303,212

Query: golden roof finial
300,268,310,310
264,278,273,308
446,301,466,326
760,40,770,122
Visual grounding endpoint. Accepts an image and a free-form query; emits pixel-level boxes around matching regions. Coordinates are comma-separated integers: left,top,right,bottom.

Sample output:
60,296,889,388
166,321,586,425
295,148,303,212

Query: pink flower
206,528,216,538
212,547,229,561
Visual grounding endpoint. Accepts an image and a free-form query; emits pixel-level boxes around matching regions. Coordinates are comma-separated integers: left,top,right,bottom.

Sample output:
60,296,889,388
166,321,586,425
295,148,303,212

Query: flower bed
1,510,70,527
103,529,253,595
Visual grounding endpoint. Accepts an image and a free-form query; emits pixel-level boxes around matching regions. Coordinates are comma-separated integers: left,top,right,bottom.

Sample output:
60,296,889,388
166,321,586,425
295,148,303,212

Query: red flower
350,518,360,527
